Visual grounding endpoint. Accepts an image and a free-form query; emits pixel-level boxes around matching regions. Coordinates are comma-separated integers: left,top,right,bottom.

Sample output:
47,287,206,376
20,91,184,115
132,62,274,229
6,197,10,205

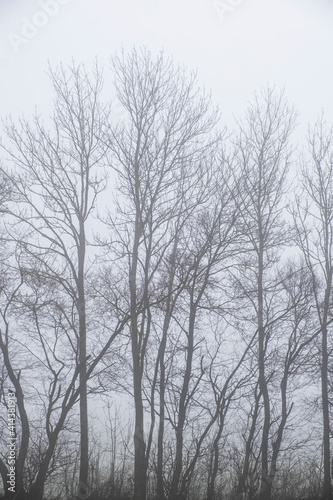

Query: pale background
0,0,332,140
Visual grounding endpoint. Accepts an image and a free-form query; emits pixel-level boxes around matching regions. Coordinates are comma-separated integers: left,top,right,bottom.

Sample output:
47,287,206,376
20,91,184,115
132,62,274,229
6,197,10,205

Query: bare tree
232,87,297,500
105,47,220,500
1,61,113,499
293,116,333,500
165,186,240,500
0,262,28,499
2,51,332,500
0,170,30,498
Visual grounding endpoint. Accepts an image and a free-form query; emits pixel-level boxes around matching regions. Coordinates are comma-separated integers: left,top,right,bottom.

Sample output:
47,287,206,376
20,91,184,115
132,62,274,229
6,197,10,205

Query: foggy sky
0,0,332,137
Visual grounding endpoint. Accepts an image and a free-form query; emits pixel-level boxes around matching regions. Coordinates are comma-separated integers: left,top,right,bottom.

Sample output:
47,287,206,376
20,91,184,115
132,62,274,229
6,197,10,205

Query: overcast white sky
0,0,332,446
0,0,332,138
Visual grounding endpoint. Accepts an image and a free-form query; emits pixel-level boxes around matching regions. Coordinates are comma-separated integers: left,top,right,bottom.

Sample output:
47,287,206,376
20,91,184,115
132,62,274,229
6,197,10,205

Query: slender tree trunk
322,280,332,500
0,333,29,499
133,354,146,500
130,207,147,500
157,244,179,500
257,238,271,500
207,412,225,500
265,372,291,500
157,340,166,500
157,317,170,500
236,383,260,500
78,299,89,499
78,226,89,499
169,306,195,500
28,412,69,500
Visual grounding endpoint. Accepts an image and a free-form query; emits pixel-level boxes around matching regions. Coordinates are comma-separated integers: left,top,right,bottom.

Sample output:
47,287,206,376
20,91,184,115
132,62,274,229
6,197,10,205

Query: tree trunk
133,355,146,500
322,316,332,500
169,307,195,500
257,236,271,500
78,225,89,499
321,269,332,500
236,383,260,500
130,206,147,500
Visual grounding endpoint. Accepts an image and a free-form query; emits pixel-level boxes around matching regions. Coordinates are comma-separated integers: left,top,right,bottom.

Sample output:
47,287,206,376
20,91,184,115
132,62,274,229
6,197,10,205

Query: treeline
0,48,332,500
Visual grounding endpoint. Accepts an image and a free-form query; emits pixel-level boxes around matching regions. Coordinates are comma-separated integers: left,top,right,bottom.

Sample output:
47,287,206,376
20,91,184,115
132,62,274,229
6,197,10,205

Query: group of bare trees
0,48,333,500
